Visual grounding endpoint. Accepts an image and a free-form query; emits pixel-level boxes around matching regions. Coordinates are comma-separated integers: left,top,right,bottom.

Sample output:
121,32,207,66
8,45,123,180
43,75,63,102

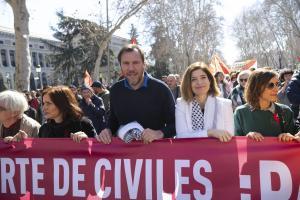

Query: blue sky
0,0,259,65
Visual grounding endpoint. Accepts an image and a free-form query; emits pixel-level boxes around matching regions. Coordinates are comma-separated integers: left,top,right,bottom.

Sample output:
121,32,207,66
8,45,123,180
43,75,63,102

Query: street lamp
36,65,42,89
5,72,11,89
106,0,110,85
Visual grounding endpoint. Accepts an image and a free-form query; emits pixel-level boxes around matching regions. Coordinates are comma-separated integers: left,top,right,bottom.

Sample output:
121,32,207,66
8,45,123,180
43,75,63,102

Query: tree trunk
6,0,31,91
93,36,110,81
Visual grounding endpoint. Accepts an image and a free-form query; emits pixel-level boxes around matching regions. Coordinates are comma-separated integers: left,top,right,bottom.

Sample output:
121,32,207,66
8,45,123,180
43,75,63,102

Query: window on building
46,60,50,67
1,49,8,67
32,52,38,67
9,50,16,67
39,46,44,49
29,44,32,48
0,41,3,44
12,42,15,45
42,72,48,87
44,55,51,67
38,53,44,67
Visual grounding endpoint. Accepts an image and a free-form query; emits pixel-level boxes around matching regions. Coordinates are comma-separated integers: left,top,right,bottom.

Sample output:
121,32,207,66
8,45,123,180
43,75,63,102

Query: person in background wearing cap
79,85,106,133
96,44,175,144
91,81,110,118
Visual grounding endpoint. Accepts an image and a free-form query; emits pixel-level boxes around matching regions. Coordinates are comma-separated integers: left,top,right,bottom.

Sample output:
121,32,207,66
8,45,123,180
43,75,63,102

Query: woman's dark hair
42,86,83,121
245,69,278,109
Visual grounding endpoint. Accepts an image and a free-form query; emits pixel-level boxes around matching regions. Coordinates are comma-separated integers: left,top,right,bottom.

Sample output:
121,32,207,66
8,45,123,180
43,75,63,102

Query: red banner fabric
0,137,299,200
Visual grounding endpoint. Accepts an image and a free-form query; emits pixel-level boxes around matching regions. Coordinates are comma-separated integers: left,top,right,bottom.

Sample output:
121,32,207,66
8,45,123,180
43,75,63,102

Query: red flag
131,38,137,44
209,54,231,74
83,70,92,86
241,59,257,70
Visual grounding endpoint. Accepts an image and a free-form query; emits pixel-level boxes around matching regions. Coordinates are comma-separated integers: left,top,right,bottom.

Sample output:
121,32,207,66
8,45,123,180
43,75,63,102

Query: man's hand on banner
141,129,163,144
96,128,112,144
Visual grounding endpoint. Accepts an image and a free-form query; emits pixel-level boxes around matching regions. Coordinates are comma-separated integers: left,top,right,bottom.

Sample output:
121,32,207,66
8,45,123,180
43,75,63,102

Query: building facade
0,29,56,90
0,28,129,90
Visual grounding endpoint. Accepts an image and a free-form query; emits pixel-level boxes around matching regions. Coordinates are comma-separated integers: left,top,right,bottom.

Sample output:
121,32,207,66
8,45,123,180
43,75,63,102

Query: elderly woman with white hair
228,70,251,111
0,90,41,142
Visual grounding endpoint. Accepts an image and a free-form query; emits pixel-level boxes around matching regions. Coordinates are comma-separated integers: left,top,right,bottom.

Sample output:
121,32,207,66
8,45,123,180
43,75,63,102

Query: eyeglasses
266,82,280,89
239,78,248,82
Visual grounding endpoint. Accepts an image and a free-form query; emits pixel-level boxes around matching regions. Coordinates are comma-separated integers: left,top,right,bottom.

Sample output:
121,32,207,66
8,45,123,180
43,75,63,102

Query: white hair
237,70,251,84
167,74,176,79
0,90,29,116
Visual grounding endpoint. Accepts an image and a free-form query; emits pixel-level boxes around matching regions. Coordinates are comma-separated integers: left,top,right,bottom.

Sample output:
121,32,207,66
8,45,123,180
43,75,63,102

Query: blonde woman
176,62,233,142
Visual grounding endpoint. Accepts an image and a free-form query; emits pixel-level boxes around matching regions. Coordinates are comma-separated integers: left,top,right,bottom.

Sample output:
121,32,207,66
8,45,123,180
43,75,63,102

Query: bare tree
232,0,300,68
144,0,223,74
5,0,31,91
92,0,149,81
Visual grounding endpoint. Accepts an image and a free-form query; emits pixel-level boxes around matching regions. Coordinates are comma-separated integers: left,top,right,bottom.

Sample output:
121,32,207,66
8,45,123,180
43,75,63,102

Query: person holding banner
175,62,234,142
96,44,175,144
39,86,96,142
234,69,297,141
0,90,41,142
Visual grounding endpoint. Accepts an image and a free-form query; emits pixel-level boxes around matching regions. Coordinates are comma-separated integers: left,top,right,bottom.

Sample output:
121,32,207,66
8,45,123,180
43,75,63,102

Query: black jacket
79,95,106,133
287,71,300,130
287,71,300,105
38,117,96,138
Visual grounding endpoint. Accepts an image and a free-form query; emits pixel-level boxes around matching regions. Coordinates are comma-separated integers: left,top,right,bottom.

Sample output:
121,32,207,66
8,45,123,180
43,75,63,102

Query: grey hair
237,70,251,84
0,90,29,116
167,74,176,79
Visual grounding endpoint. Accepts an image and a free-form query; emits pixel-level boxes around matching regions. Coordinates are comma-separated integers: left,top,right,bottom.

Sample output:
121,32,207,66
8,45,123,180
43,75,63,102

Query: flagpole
106,0,110,85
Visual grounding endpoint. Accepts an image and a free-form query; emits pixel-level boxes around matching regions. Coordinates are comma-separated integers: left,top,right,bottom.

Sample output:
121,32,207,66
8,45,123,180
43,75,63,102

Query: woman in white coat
176,62,234,142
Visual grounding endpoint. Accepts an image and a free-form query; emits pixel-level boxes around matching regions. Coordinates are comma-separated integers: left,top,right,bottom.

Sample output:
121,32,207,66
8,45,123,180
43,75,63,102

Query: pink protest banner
0,137,299,200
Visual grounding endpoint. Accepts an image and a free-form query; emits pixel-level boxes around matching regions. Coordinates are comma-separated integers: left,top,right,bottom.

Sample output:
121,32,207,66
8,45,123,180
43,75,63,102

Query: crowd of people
0,44,300,144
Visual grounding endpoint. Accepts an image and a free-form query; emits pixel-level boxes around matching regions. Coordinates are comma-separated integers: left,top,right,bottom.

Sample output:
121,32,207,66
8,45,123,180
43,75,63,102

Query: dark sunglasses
267,82,280,89
239,78,248,82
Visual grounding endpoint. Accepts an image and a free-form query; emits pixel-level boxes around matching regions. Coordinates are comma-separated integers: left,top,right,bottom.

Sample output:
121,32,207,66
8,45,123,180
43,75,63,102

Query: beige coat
0,114,41,138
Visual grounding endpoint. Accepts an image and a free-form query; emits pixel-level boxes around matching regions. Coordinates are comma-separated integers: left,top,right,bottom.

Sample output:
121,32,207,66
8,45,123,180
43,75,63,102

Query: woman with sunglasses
228,70,251,111
234,69,297,141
